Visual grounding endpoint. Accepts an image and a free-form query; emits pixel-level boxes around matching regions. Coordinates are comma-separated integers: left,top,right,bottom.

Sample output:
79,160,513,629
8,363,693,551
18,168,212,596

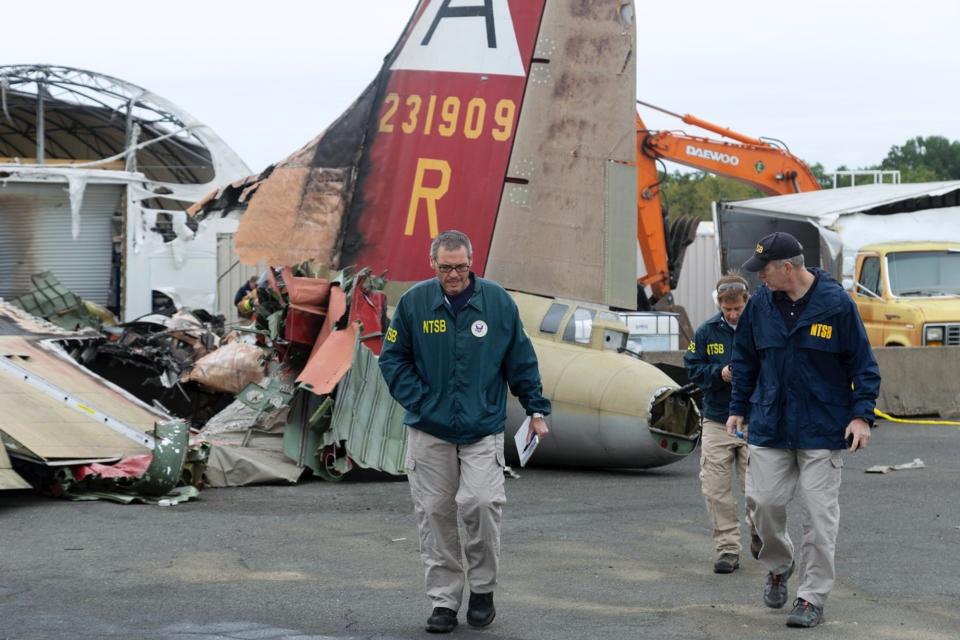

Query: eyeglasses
717,282,747,293
436,263,471,274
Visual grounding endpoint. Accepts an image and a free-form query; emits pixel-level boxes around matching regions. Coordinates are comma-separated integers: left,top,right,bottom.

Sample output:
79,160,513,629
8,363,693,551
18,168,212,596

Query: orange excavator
635,100,822,307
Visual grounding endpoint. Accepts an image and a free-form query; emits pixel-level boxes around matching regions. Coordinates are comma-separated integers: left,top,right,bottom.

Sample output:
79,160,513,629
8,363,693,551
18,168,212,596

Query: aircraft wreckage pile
0,264,407,503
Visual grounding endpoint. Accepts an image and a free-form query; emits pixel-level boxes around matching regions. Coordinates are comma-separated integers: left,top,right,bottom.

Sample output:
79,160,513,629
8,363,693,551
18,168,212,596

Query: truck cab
844,242,960,346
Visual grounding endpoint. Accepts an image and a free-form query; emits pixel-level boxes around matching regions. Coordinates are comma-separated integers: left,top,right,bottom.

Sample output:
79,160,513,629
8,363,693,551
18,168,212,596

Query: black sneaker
763,561,795,609
786,598,823,627
426,607,458,633
713,553,740,574
466,591,496,627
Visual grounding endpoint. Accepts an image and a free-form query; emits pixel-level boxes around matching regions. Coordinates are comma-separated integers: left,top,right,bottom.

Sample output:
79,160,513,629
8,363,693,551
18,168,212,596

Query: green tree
880,136,960,182
659,171,762,221
807,161,836,189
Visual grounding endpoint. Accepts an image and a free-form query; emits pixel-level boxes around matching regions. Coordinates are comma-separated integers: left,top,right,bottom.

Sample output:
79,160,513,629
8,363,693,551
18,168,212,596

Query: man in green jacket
379,230,551,634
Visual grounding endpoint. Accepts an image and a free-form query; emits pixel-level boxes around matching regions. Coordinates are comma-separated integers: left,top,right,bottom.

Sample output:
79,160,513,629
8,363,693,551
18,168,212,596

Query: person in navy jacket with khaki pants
727,232,880,628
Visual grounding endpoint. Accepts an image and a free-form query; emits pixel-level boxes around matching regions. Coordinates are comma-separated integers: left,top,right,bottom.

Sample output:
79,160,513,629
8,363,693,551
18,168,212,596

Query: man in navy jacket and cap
726,232,880,628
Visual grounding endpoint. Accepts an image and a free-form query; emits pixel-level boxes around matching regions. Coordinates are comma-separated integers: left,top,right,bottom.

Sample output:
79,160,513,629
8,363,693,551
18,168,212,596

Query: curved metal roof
720,181,960,222
0,64,247,186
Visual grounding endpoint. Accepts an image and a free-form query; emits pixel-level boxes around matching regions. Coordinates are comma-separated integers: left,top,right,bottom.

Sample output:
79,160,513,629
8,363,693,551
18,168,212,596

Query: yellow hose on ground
874,408,960,426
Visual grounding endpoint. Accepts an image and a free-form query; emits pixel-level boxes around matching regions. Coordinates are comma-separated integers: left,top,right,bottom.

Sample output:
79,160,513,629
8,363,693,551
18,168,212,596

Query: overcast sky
6,1,958,176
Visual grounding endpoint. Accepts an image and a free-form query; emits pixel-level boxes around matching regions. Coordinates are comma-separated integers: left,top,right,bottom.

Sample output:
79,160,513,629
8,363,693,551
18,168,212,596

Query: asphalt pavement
1,420,958,640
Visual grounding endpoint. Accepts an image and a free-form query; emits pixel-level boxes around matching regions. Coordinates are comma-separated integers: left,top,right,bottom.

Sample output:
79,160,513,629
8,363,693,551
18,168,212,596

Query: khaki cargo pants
746,446,843,608
700,419,756,555
405,427,506,611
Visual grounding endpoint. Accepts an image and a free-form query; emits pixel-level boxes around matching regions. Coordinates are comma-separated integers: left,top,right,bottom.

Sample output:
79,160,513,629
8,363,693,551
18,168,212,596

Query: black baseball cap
742,232,804,272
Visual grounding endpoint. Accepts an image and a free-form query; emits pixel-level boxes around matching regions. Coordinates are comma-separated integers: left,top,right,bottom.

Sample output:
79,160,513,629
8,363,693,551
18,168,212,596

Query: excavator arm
639,120,821,195
635,103,821,303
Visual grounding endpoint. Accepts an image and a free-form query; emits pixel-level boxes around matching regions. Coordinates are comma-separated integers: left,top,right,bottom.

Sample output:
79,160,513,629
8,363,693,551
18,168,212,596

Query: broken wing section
485,2,638,308
0,444,30,490
0,336,160,462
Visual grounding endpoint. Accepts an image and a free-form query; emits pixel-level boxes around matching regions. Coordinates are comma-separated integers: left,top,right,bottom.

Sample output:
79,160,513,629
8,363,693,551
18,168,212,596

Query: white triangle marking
391,0,526,77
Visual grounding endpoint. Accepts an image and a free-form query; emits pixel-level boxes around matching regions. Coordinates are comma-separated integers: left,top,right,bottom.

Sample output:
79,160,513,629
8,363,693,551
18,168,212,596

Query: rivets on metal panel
509,186,529,206
510,158,536,180
535,37,557,58
530,65,551,86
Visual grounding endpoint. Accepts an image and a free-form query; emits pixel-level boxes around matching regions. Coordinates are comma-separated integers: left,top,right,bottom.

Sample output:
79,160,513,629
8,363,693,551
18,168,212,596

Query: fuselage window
563,307,596,344
540,302,569,334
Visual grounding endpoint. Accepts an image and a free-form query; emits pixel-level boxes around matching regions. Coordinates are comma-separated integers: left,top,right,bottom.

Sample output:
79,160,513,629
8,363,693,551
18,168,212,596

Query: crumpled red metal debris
349,274,386,355
73,454,152,481
295,321,359,394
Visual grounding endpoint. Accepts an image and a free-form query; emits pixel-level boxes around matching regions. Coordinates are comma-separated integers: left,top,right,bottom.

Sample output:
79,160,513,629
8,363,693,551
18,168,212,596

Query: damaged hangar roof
720,180,960,223
0,64,251,319
0,64,248,190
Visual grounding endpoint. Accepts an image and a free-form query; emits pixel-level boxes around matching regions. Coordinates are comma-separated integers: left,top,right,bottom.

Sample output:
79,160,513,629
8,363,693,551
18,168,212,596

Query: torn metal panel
0,301,170,462
282,265,331,346
328,341,408,475
295,323,358,394
197,377,297,487
283,390,339,480
199,398,260,437
125,419,190,496
64,485,199,505
0,336,162,460
283,341,407,480
12,271,105,331
203,430,303,488
0,442,30,490
65,419,189,497
0,300,211,500
235,378,294,424
233,167,353,268
73,455,152,481
314,286,348,353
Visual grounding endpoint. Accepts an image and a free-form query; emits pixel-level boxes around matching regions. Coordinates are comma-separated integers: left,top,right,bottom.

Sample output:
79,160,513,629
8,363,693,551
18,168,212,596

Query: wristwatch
532,412,545,419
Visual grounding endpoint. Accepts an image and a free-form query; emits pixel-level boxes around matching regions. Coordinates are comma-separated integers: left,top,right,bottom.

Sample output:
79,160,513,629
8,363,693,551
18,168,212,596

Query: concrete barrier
873,346,960,419
641,346,960,419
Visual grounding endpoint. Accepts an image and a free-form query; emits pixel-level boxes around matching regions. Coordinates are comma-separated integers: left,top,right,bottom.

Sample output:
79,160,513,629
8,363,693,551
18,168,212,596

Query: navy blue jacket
378,275,551,444
684,313,739,423
729,269,880,450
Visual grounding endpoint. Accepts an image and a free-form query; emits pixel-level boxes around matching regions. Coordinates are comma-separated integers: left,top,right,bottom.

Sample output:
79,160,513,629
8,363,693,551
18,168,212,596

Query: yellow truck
845,242,960,347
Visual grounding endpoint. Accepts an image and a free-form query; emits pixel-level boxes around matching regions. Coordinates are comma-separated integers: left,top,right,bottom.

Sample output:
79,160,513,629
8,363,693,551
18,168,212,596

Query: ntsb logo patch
810,323,833,339
471,320,488,338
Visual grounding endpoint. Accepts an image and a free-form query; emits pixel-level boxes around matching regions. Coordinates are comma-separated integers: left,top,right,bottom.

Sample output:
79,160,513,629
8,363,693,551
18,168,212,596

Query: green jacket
378,275,551,444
